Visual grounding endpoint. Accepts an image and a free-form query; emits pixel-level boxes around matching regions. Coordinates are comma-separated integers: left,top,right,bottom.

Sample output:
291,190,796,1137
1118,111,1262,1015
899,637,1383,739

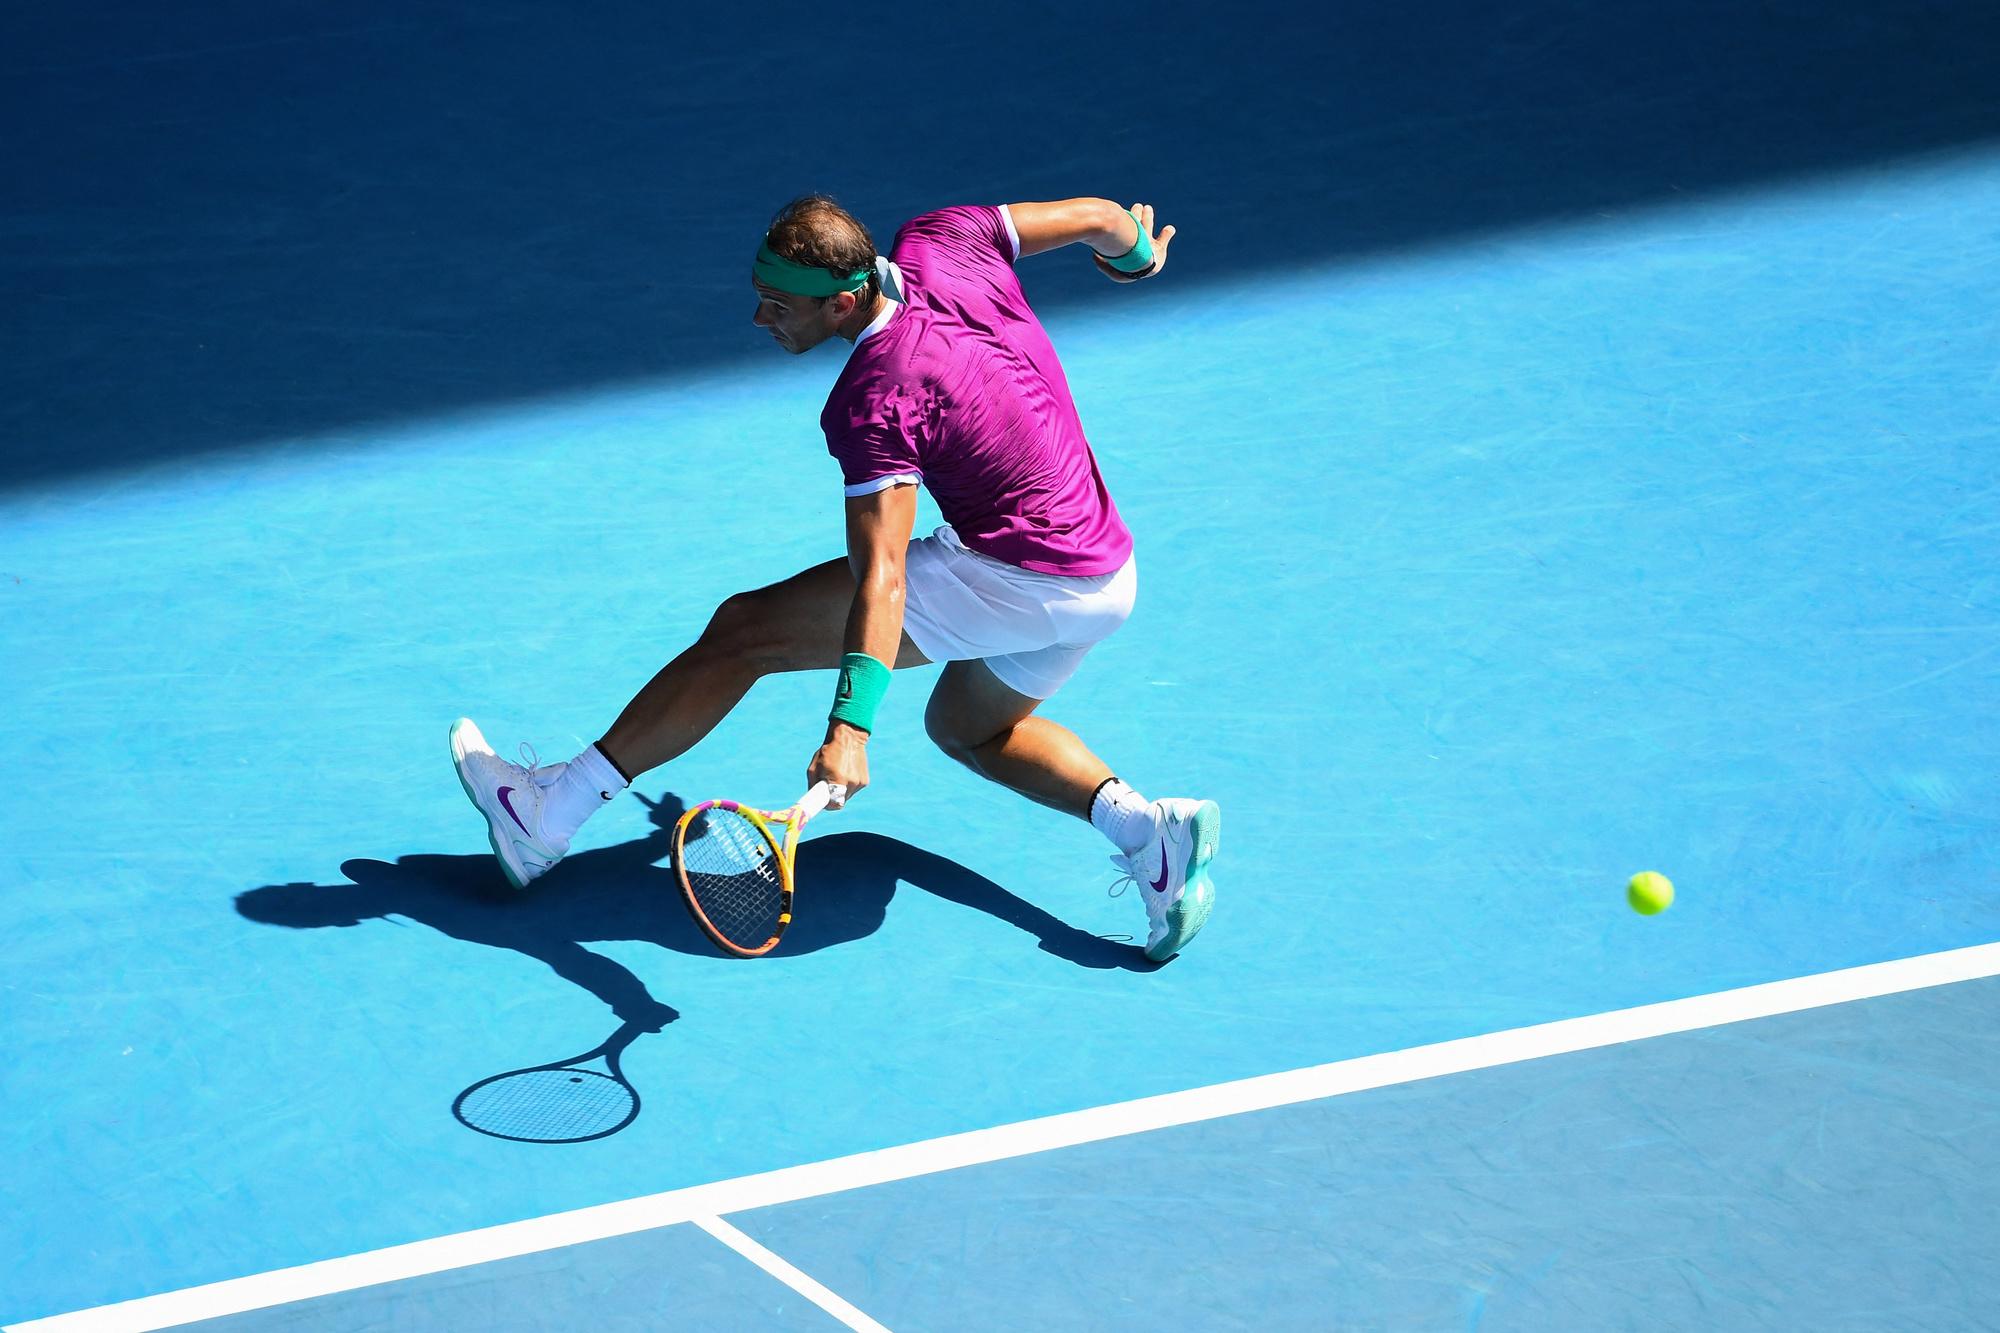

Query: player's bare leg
599,558,926,779
452,558,923,889
922,659,1110,816
924,659,1218,960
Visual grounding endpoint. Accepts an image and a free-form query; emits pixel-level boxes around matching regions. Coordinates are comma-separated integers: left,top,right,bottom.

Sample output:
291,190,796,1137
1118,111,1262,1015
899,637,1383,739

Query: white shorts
901,526,1138,699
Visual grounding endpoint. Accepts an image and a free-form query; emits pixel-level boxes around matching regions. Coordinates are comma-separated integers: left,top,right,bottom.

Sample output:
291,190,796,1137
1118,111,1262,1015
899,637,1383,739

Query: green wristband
829,652,892,733
1105,209,1156,273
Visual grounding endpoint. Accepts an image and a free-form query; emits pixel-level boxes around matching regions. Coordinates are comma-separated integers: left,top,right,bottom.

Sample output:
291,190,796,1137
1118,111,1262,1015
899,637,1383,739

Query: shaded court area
6,1,2000,488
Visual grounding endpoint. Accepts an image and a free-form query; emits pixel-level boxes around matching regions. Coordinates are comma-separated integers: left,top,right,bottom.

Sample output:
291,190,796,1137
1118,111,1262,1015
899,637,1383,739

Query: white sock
1089,778,1155,855
540,744,629,844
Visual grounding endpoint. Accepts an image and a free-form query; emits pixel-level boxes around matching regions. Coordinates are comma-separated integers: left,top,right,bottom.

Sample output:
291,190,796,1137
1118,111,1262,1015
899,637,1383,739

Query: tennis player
453,196,1219,960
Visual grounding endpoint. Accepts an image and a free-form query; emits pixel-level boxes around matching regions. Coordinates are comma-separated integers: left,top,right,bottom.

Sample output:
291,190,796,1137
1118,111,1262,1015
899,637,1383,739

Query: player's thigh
715,557,928,672
924,658,1042,753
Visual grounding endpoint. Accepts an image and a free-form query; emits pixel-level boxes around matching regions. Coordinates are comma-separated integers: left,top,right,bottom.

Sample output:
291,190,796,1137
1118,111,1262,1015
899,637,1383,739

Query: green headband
753,243,872,297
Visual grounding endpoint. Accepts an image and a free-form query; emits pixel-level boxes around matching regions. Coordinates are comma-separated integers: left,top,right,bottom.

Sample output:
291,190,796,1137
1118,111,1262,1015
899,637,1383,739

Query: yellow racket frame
671,782,841,958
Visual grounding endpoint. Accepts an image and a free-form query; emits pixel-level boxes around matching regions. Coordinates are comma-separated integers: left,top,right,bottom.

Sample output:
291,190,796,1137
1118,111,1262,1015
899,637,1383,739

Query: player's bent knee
700,591,755,647
701,591,789,674
927,727,970,766
923,701,966,761
928,728,983,768
924,704,1003,767
702,586,836,676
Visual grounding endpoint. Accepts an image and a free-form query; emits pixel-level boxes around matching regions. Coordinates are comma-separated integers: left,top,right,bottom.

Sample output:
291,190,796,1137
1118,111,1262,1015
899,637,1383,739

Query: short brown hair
763,194,880,303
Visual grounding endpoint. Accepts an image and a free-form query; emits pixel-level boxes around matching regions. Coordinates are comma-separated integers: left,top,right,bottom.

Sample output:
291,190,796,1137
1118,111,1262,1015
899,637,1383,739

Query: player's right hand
808,723,869,808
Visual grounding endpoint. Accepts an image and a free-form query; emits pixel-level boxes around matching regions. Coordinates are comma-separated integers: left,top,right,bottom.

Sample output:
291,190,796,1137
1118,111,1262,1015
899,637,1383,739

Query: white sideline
11,941,1999,1333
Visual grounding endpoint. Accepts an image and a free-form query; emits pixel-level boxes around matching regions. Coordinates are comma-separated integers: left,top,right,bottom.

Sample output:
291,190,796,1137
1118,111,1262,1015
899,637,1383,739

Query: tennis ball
1627,871,1674,915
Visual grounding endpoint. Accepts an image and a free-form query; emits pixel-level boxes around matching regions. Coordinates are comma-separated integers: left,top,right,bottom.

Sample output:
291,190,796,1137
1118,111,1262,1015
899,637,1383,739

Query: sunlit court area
5,3,1999,1330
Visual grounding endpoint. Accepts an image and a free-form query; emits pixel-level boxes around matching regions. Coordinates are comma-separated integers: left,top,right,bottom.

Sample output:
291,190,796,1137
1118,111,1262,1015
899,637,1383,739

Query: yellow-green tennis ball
1627,871,1675,915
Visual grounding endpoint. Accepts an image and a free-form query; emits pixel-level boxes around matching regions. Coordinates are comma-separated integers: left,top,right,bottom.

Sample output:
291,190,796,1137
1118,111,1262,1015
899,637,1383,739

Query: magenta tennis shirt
819,206,1134,576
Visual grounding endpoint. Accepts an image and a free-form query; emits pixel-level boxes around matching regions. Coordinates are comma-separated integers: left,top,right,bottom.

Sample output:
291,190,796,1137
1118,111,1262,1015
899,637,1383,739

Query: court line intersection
13,941,1998,1333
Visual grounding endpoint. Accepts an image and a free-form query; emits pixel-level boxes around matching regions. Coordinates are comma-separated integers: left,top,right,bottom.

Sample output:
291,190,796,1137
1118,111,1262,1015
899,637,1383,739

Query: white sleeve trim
843,473,921,497
998,204,1021,261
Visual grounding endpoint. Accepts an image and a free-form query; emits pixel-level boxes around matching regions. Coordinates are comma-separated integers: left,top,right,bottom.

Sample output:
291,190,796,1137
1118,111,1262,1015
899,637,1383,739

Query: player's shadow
235,790,1150,1023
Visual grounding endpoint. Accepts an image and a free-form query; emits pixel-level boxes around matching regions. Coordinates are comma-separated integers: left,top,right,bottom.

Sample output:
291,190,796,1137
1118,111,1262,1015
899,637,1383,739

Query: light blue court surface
5,2,2000,1328
167,971,2000,1332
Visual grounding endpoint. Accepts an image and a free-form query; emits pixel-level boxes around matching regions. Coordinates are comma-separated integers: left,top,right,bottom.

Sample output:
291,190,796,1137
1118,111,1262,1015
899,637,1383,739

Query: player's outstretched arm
1007,198,1175,281
808,482,920,804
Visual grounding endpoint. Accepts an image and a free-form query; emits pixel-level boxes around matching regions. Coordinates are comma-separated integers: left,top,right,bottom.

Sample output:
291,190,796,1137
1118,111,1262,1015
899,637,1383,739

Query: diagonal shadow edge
6,0,1999,493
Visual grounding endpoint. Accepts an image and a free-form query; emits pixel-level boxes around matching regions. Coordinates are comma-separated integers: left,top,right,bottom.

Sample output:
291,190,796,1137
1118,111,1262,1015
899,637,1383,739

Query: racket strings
454,1067,636,1143
680,809,787,948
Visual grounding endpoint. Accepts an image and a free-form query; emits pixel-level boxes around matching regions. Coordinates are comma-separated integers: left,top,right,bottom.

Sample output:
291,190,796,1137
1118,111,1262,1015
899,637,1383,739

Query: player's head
752,194,881,354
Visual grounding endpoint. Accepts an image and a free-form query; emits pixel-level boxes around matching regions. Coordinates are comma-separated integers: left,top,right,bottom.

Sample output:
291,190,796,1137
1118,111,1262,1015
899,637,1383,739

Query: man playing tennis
453,196,1219,960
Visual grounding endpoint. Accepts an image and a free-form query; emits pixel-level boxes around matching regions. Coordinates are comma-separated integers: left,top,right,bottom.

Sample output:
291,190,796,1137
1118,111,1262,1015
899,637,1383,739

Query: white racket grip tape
797,781,847,820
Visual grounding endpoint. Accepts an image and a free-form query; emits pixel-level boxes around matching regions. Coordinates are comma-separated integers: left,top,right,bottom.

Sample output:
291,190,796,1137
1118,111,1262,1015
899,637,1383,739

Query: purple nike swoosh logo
1149,839,1171,893
497,786,532,836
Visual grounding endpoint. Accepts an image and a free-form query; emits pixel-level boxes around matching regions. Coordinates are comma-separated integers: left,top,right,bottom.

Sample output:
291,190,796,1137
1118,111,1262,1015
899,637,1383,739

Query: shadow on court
8,0,1999,491
234,790,1151,1030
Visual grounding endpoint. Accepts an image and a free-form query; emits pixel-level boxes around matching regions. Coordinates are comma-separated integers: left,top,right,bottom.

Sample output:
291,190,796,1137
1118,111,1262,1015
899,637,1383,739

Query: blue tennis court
6,3,1998,1330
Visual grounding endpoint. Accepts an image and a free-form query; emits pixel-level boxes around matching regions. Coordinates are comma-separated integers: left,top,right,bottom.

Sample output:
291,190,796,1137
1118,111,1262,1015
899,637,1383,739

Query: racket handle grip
798,781,847,820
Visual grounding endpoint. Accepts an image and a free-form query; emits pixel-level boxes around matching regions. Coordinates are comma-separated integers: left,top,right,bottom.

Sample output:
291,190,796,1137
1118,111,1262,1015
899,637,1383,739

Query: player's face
752,283,841,355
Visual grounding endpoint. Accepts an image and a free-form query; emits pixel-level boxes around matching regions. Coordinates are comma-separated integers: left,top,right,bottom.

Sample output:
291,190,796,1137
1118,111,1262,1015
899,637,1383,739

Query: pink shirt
820,206,1134,576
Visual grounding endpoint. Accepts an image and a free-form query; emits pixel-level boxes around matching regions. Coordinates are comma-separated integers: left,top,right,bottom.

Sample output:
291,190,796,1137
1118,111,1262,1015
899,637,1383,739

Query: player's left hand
1092,202,1175,283
808,724,869,808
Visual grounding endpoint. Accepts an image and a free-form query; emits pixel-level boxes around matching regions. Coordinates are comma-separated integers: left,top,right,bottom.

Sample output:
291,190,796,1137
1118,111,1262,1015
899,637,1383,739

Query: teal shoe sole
1145,800,1220,961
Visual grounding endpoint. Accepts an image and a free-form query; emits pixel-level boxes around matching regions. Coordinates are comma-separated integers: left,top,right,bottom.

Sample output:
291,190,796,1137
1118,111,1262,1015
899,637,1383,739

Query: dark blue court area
5,2,1998,1329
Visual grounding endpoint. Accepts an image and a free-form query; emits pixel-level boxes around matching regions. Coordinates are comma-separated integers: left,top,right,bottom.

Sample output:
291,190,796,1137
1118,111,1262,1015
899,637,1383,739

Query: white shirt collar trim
851,298,901,353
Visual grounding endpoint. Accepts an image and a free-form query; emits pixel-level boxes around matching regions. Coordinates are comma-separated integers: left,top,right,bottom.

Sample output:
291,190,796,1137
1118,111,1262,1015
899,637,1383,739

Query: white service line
691,1215,891,1333
11,940,1999,1333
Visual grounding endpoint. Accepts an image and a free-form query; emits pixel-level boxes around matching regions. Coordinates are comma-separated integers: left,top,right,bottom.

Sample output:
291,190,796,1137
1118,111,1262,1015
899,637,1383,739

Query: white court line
691,1215,891,1333
11,941,1998,1333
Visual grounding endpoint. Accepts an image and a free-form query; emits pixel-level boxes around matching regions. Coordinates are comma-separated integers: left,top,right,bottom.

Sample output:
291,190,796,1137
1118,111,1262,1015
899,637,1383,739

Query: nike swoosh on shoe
497,786,533,837
1149,839,1171,893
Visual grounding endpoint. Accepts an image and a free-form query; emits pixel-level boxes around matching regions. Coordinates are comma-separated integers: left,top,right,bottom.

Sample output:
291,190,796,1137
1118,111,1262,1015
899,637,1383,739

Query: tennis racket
452,1019,643,1144
673,780,845,957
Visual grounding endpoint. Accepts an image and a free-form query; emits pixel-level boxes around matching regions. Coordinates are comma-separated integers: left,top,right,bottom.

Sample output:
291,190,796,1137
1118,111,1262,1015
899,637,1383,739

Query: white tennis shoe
1109,798,1220,961
450,717,569,889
